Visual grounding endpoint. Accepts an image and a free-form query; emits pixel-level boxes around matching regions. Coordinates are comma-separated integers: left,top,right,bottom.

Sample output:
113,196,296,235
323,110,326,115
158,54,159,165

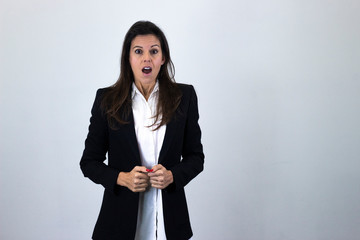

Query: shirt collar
131,81,159,100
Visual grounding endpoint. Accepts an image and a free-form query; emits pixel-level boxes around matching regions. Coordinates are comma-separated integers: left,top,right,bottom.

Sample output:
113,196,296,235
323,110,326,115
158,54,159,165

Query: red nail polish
146,169,153,172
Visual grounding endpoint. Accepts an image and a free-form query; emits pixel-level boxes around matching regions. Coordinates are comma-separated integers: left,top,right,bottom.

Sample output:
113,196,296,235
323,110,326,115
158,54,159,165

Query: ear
161,56,165,65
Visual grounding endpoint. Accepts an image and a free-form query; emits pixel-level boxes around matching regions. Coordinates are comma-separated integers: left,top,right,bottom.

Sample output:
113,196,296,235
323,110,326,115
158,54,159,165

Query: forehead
131,34,161,47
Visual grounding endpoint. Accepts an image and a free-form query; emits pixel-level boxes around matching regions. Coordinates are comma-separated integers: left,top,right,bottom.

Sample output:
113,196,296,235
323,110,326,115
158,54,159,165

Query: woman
80,21,204,240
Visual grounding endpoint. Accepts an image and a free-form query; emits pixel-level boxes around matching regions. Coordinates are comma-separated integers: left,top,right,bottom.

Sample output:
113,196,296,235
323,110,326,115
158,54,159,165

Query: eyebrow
132,44,160,49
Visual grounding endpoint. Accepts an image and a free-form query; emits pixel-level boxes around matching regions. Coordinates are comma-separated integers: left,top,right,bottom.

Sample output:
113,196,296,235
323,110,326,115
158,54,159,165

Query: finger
135,172,149,180
150,176,164,184
152,164,164,172
148,170,165,179
151,183,165,190
132,181,148,190
134,166,148,173
150,181,159,187
133,186,147,192
135,182,148,189
148,167,164,176
134,177,149,185
149,179,157,184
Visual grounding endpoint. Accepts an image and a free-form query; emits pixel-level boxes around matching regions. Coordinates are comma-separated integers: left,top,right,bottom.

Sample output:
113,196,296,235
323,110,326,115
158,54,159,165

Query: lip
142,66,152,74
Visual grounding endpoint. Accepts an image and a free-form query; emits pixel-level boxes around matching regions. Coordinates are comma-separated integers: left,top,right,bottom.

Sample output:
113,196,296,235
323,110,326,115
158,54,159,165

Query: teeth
142,67,152,74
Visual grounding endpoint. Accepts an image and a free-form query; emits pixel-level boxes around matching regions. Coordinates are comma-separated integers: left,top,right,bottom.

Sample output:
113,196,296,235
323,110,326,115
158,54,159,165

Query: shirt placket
146,96,159,237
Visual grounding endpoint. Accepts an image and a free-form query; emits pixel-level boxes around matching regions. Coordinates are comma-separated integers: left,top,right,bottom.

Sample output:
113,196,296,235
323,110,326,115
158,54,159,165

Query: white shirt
132,82,167,240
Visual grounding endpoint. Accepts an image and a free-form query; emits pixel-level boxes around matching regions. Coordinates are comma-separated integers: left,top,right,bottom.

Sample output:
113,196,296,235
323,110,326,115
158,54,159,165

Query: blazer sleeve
80,89,120,194
169,85,205,191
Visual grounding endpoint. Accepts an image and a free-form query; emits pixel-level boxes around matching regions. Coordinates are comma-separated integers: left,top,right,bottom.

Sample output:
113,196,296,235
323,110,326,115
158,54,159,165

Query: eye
134,49,142,54
151,49,159,54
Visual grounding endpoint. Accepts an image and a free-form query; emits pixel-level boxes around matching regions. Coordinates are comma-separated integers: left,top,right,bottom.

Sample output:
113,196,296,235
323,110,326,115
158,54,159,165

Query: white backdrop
1,0,360,239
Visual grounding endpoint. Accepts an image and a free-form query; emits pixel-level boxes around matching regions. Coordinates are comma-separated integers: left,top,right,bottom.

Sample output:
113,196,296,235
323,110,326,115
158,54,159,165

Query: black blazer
80,84,204,240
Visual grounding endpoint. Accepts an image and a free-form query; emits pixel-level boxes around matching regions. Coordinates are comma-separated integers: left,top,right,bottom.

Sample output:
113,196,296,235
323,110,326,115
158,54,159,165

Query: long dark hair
101,21,181,129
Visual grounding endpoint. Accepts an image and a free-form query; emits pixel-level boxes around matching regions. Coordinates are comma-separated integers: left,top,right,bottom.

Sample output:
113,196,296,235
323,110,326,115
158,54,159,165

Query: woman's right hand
117,166,149,192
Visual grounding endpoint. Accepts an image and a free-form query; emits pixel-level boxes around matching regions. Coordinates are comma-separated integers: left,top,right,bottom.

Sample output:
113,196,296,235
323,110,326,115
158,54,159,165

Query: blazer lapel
123,111,141,166
122,104,179,166
158,117,176,164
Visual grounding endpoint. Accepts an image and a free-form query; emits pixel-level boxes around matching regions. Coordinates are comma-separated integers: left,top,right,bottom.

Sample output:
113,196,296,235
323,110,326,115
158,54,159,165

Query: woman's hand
117,166,149,192
148,164,174,189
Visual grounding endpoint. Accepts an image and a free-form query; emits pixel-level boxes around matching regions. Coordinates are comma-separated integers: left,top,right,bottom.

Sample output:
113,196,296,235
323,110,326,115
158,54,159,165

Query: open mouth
142,67,152,74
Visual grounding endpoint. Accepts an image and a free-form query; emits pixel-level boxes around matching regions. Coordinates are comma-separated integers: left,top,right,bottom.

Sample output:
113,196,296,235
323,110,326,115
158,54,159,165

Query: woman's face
129,34,165,87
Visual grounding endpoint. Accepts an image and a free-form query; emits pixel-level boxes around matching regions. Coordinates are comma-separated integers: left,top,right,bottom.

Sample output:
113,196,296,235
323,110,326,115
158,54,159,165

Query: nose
143,52,151,62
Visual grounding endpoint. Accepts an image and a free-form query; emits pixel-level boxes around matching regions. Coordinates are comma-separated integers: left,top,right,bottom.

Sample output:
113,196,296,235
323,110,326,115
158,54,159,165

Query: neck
135,81,156,101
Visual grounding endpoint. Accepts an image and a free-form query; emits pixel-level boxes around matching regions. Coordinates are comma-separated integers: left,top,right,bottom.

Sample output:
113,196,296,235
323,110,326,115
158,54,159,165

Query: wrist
117,172,127,186
168,170,174,184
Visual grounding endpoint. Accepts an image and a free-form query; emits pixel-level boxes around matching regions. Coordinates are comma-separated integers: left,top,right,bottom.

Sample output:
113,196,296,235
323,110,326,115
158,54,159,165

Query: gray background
1,0,359,239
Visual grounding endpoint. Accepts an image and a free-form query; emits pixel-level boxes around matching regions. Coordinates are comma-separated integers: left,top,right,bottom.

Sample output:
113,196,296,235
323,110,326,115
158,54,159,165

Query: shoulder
93,87,113,103
175,83,200,115
176,83,194,92
95,87,112,97
91,87,113,112
176,83,196,100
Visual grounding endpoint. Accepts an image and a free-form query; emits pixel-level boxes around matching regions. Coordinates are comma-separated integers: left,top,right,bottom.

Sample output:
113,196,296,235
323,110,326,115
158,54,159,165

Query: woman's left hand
148,164,174,189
